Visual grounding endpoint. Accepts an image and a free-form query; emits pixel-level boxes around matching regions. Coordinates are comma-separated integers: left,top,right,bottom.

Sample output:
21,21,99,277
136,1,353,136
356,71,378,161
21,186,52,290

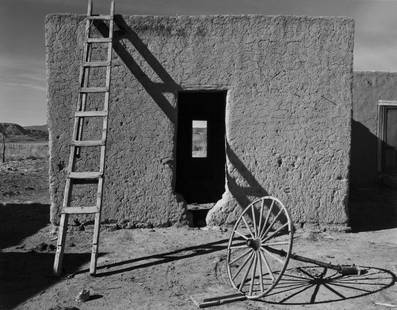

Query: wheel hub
246,238,261,251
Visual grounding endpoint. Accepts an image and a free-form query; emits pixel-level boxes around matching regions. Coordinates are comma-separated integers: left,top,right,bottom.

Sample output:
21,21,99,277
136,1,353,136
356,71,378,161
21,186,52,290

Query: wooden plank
190,293,246,308
69,171,102,179
378,100,397,106
186,203,214,211
63,206,98,214
53,213,69,276
87,15,112,20
80,87,108,93
90,177,104,275
75,110,108,117
89,0,114,276
83,61,110,67
72,139,105,147
87,37,112,43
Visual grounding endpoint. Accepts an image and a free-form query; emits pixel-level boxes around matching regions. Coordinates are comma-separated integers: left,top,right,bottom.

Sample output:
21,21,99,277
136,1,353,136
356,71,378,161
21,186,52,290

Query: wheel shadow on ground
258,265,396,305
71,238,230,277
0,203,49,249
0,251,90,309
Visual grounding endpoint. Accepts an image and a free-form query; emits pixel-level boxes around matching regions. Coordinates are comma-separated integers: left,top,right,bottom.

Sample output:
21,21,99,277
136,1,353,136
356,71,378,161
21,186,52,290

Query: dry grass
2,142,48,161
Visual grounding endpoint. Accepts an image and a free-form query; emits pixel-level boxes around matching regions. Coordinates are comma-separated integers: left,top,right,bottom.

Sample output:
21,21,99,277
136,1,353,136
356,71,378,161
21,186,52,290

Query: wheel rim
226,196,294,299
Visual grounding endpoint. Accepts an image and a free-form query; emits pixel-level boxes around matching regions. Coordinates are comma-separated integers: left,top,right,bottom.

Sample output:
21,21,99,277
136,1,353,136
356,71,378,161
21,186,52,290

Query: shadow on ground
72,238,230,277
0,203,90,308
0,203,49,249
0,252,90,309
261,265,395,305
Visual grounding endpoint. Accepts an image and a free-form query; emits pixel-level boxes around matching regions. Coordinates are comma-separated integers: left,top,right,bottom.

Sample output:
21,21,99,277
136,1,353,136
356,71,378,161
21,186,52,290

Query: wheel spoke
234,230,249,240
251,205,257,238
258,199,274,237
249,252,258,296
258,199,264,238
232,251,254,281
260,246,285,265
260,208,283,240
230,248,252,265
261,222,289,244
230,244,248,250
259,247,275,280
227,196,293,299
241,215,255,239
264,240,289,246
239,252,255,290
258,250,264,292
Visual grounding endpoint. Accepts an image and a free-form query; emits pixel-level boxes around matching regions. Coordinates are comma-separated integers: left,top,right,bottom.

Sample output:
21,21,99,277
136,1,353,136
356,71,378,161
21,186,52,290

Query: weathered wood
75,110,108,117
83,61,110,67
1,133,5,163
72,139,105,146
63,206,99,214
69,171,102,179
80,86,108,93
88,15,112,20
53,0,114,276
87,37,112,43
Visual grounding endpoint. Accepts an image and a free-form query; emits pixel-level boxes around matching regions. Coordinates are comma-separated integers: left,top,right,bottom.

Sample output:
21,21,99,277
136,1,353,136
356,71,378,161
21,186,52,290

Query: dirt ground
0,158,49,204
0,159,396,310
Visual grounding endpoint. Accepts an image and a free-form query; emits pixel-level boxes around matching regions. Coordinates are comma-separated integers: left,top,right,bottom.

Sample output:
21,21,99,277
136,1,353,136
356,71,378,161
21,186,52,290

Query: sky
1,0,397,126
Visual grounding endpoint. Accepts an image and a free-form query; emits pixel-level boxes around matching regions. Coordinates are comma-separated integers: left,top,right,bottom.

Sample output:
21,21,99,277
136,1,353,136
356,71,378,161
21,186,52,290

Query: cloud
0,56,46,92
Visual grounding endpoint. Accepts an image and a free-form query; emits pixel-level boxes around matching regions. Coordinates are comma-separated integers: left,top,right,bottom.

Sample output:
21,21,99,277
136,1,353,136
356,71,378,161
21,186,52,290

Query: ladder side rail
90,1,114,275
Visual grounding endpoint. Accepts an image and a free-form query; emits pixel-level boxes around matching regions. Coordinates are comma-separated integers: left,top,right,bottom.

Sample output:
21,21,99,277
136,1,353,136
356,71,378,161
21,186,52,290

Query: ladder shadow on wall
225,141,270,208
93,16,181,124
93,18,280,224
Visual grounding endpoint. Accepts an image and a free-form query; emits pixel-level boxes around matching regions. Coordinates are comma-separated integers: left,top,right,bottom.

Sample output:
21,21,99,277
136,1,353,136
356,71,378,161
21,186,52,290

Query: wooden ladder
53,0,115,276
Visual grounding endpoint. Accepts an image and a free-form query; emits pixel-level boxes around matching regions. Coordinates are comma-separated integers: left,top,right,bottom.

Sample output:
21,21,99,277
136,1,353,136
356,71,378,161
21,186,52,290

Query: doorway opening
377,100,397,187
175,91,226,210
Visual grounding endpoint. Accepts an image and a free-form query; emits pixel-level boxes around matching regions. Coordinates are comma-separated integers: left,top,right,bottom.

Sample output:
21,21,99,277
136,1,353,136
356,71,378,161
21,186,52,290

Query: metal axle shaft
263,246,365,275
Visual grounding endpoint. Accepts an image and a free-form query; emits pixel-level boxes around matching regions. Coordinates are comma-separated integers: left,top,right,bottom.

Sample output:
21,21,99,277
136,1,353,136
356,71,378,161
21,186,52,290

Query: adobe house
350,71,397,228
352,72,397,187
46,14,354,230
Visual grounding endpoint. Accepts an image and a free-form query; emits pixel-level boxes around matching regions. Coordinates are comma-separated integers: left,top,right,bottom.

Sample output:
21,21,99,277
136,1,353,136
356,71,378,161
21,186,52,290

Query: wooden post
1,132,5,163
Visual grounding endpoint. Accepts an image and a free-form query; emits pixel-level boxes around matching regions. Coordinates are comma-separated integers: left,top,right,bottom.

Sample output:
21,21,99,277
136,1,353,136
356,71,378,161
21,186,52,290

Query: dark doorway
175,91,226,204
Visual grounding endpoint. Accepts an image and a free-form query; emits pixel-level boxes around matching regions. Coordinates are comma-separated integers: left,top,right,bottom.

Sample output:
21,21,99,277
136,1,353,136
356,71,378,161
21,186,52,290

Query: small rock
75,289,90,302
302,231,319,241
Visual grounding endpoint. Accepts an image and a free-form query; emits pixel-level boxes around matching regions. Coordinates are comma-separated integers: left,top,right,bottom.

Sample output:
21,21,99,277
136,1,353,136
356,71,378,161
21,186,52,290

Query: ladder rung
75,111,108,117
72,140,105,147
80,87,108,93
83,61,110,67
69,171,102,179
63,206,99,214
87,15,112,20
87,37,112,43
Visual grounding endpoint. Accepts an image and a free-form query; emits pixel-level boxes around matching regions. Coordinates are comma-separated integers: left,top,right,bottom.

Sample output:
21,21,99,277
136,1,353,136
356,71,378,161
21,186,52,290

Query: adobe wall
352,72,397,187
46,14,354,229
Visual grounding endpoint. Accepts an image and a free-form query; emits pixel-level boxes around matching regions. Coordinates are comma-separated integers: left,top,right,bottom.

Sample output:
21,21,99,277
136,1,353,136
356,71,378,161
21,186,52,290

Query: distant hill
0,123,48,142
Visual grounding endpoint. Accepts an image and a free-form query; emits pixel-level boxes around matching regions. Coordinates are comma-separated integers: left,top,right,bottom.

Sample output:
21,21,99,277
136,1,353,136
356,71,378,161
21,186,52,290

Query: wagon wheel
226,196,294,299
